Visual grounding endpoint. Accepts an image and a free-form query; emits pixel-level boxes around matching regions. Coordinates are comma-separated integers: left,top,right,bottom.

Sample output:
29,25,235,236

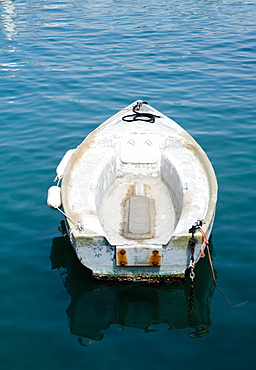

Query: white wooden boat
47,101,218,282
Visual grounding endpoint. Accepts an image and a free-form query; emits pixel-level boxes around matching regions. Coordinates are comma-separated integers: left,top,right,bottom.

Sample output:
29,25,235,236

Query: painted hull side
68,213,215,281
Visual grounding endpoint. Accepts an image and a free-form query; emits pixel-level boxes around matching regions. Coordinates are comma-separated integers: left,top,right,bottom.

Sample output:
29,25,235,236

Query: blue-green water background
1,0,256,369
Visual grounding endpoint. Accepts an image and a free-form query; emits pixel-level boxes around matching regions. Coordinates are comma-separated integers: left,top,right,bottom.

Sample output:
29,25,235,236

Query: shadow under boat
50,222,216,344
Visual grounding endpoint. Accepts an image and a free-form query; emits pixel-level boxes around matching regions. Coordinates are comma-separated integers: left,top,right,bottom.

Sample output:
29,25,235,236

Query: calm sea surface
1,0,256,369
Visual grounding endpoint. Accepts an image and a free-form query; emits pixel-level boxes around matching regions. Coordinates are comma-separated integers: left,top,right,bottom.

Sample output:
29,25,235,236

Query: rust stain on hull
149,249,161,266
117,249,128,266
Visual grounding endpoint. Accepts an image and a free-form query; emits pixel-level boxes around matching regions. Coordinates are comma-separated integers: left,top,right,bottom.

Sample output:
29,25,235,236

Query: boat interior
99,173,181,246
62,128,211,249
95,133,184,246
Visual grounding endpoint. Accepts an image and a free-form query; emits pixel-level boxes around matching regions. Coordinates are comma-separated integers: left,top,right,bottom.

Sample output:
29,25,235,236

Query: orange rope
199,226,209,258
206,243,217,284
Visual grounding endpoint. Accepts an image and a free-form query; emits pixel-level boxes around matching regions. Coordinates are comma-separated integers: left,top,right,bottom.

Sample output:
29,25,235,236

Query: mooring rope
189,219,248,311
122,101,160,123
198,226,209,258
56,207,84,232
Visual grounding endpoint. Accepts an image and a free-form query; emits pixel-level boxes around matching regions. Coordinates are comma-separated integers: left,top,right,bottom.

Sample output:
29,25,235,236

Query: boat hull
68,213,215,282
52,101,217,281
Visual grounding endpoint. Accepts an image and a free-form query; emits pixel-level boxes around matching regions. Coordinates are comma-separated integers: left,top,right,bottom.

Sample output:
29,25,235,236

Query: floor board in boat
99,176,177,246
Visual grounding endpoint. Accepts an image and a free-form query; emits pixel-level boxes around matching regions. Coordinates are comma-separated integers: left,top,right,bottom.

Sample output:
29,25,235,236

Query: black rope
122,101,160,123
188,219,204,235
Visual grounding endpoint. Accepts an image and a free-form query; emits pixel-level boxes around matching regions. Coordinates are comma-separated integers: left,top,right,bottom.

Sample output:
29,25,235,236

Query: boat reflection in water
50,222,216,344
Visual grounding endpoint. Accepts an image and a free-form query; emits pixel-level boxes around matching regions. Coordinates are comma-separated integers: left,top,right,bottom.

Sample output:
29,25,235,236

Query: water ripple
1,0,256,368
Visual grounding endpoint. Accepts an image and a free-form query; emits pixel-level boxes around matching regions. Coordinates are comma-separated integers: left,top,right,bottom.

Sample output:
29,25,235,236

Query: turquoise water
1,0,256,369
